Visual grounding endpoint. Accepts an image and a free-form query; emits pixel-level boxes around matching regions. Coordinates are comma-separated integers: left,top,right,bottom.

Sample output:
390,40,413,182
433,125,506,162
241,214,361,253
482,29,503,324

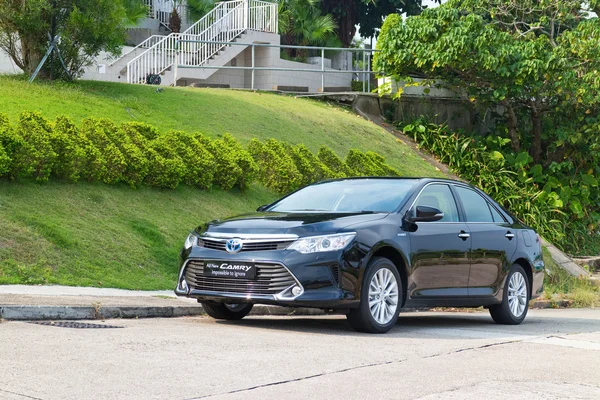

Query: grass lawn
0,76,447,289
0,181,277,290
541,248,600,308
0,76,443,177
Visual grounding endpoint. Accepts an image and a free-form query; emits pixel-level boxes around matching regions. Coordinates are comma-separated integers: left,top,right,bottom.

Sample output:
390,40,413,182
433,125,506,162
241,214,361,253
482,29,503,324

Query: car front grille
185,260,296,296
198,238,294,252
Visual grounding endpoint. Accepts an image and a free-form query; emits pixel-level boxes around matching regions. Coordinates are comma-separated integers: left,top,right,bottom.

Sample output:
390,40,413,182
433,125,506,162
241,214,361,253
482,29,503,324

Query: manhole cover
29,321,123,329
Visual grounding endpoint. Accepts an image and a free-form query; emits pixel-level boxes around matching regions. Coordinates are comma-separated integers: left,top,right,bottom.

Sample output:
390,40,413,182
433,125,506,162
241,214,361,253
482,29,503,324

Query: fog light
180,278,188,291
292,286,302,296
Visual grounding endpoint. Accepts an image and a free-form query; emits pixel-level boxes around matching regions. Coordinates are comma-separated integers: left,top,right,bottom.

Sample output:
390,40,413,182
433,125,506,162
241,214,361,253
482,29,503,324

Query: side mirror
256,204,269,212
408,206,444,222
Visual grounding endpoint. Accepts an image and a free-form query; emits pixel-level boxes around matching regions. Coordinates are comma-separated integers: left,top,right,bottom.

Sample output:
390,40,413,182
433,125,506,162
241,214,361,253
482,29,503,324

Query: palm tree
121,0,150,27
279,0,337,57
187,0,216,22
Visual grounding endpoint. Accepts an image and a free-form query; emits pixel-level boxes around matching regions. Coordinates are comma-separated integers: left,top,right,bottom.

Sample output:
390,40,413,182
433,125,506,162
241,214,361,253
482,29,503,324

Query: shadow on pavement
213,310,600,338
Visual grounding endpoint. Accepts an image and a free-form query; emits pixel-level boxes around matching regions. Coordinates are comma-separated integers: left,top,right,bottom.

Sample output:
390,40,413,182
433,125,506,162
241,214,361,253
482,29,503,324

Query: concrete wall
0,52,23,75
177,40,353,92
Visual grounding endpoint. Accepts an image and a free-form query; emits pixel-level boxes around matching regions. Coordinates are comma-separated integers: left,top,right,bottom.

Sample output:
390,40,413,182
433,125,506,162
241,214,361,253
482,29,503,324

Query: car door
452,185,518,297
408,183,472,299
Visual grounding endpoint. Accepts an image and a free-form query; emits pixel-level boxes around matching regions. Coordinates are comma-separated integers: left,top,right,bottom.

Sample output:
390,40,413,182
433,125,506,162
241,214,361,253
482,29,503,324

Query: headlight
287,233,356,254
183,233,197,250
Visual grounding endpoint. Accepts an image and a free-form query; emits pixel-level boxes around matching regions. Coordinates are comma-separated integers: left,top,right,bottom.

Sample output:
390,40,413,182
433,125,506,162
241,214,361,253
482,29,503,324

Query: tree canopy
0,0,146,78
321,0,433,47
375,0,600,240
375,0,600,164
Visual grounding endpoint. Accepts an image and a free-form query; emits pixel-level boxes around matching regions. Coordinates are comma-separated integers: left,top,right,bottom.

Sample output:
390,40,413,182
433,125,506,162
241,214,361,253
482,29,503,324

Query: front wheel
347,257,402,333
201,301,253,320
489,264,530,325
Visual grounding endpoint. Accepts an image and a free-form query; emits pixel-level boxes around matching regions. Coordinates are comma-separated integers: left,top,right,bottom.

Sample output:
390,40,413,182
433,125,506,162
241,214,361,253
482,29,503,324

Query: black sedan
175,178,544,333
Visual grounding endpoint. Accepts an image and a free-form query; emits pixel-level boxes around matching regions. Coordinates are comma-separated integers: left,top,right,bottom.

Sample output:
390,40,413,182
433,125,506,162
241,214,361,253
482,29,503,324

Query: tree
279,0,337,56
374,0,600,166
0,0,147,79
187,0,216,22
321,0,432,47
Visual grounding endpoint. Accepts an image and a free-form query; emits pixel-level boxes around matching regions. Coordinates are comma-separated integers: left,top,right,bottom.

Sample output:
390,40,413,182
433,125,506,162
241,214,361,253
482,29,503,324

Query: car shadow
214,310,600,338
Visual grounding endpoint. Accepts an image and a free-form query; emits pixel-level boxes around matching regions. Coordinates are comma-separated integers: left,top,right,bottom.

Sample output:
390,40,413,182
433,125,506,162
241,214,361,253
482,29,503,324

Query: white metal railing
127,0,277,84
175,40,378,92
109,35,166,66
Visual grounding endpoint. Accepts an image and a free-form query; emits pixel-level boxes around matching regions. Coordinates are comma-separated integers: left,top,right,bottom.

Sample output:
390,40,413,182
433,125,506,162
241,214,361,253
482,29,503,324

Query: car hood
199,212,388,237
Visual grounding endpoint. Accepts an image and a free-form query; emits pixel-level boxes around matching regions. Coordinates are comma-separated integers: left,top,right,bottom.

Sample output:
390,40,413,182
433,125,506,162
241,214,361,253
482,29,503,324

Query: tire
347,257,402,333
201,301,253,320
489,264,530,325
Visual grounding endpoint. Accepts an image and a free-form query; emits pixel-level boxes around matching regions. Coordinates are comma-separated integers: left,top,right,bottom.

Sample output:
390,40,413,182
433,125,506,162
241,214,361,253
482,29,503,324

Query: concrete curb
0,301,564,321
0,304,326,321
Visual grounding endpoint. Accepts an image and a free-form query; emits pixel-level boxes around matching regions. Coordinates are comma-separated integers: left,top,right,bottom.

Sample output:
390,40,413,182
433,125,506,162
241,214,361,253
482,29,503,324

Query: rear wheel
489,264,530,325
347,257,402,333
201,301,253,320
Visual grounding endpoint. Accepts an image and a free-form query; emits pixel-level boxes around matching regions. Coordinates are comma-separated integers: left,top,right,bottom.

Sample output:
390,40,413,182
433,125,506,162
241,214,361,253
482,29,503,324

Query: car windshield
267,179,418,213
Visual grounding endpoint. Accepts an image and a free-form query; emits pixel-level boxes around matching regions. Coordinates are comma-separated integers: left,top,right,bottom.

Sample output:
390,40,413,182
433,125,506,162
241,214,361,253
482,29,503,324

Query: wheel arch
369,245,409,307
513,257,533,298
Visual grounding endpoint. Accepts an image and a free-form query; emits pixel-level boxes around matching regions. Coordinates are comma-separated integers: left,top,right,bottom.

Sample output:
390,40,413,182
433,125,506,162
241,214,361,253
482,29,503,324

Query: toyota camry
175,178,544,333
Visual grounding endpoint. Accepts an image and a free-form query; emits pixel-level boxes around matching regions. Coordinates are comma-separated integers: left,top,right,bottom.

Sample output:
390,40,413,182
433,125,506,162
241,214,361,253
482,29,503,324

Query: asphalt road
1,309,600,400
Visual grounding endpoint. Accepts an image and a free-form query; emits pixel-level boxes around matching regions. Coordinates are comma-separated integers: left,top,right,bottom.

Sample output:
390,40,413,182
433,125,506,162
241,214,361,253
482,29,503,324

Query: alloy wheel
507,271,528,318
368,268,399,325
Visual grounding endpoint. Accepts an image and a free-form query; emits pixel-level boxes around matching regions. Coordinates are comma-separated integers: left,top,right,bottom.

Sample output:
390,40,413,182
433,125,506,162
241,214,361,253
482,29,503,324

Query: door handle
505,231,515,240
458,231,470,240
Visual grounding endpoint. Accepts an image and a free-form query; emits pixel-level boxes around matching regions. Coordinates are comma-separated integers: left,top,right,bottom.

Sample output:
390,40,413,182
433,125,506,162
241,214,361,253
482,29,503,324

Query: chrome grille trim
198,237,295,252
184,260,298,297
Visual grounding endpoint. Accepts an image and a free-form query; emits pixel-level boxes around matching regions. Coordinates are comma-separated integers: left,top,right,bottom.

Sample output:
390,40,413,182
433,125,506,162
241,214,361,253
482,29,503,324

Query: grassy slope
0,76,442,177
0,182,275,290
0,77,445,289
541,248,600,308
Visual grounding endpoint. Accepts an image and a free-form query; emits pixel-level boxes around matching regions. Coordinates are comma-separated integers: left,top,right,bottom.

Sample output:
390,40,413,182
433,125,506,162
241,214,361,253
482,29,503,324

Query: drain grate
29,321,123,329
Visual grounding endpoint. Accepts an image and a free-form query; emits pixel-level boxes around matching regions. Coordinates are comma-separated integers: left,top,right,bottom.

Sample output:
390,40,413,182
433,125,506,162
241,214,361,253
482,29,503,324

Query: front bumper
175,245,362,308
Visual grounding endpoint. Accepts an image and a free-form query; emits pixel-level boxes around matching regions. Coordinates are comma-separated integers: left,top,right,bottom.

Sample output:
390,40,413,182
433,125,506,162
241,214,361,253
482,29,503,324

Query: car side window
489,205,506,223
415,184,459,222
454,186,494,222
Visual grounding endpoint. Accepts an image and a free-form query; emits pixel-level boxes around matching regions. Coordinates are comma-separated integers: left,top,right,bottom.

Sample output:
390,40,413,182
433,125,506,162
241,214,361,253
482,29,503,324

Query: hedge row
0,112,401,194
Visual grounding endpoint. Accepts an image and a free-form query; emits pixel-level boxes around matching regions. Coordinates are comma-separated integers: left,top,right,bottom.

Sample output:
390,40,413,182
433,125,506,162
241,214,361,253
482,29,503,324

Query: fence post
321,48,325,92
362,51,366,93
251,44,255,90
174,38,179,87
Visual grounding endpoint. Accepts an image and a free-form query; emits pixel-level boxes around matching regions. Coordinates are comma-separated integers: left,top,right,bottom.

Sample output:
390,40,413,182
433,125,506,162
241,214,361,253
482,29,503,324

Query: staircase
125,0,278,85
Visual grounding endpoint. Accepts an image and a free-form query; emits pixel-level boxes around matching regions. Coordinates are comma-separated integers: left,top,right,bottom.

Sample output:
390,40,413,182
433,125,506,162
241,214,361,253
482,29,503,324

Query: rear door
408,184,471,299
452,185,518,297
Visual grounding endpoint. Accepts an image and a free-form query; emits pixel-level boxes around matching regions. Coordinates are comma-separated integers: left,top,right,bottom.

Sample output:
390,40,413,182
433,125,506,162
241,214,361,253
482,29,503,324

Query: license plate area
204,261,257,280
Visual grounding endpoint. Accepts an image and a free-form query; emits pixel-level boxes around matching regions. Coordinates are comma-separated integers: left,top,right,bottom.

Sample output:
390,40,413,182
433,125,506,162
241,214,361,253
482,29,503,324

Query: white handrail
109,35,166,66
127,0,278,84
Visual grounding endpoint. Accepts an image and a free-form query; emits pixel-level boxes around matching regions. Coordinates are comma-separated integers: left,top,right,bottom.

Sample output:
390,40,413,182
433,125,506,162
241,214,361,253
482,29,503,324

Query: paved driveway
1,309,600,399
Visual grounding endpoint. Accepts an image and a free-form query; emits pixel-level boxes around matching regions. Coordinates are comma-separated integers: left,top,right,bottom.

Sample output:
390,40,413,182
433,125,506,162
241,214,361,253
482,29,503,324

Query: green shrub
156,131,215,189
50,116,88,183
317,146,352,177
80,118,127,184
221,133,258,190
0,114,16,177
288,143,334,186
0,142,9,177
146,137,186,189
345,149,388,176
196,133,242,190
402,121,570,250
123,121,160,141
249,138,302,194
0,112,402,201
366,151,401,176
11,112,57,182
351,80,364,92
